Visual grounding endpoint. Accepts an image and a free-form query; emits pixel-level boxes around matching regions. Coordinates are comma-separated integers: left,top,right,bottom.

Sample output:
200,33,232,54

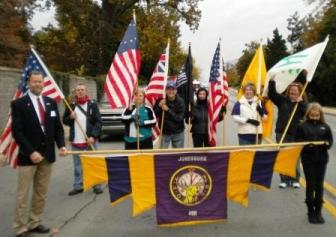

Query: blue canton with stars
209,43,221,82
117,18,139,53
19,52,47,94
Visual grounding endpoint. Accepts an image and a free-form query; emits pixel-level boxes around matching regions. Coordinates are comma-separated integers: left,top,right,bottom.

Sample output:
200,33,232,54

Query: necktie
37,97,45,126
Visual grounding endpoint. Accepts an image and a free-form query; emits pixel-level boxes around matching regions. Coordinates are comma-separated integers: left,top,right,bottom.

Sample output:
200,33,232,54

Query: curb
323,107,336,116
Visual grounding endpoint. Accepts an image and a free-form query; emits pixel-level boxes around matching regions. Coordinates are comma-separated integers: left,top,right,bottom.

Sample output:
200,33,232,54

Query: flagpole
256,42,263,145
131,9,140,150
187,42,192,148
188,103,191,147
158,39,170,149
159,111,165,148
134,10,140,150
279,80,308,144
222,98,227,146
218,39,227,146
31,46,95,151
67,141,325,155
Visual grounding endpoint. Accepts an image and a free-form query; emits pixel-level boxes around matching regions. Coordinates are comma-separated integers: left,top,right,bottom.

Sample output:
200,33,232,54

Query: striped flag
145,42,170,141
0,48,64,167
208,42,224,147
104,16,141,109
222,60,229,106
176,44,193,109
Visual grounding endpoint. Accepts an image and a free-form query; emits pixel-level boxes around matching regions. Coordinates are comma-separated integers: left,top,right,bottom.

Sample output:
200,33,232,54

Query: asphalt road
0,98,335,237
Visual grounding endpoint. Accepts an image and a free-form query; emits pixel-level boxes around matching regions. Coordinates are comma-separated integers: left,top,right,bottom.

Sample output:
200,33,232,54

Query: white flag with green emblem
264,36,329,95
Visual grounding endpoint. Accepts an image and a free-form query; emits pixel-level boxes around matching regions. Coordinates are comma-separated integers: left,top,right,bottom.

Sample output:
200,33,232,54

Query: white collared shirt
28,90,45,130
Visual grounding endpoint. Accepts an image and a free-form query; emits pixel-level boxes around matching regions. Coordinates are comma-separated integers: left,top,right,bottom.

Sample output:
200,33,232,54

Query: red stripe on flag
119,52,136,88
113,58,132,102
126,50,137,80
108,65,128,106
43,88,57,97
135,51,141,73
104,82,118,108
44,80,52,87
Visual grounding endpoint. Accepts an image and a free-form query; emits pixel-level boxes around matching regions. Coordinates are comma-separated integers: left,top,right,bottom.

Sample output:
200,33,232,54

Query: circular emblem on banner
170,165,212,206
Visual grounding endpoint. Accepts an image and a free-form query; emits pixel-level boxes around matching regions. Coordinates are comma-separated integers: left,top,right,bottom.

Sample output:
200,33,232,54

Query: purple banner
154,152,229,225
250,150,278,189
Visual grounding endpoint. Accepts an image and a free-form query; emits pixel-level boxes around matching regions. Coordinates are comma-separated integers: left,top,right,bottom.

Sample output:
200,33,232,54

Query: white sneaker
292,182,300,188
279,182,287,188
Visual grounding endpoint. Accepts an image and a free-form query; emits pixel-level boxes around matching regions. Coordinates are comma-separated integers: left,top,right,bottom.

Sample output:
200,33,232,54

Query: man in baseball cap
153,80,185,148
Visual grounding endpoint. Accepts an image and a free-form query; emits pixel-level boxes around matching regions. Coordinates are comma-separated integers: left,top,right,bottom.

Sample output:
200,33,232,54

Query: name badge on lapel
50,111,56,117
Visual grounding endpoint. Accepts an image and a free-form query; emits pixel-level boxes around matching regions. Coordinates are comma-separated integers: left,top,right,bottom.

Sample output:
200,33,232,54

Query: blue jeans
238,134,262,145
161,132,184,148
72,143,103,191
276,133,300,183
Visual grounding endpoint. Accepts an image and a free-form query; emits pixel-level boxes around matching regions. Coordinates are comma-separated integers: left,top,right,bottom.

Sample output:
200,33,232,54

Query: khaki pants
13,160,52,235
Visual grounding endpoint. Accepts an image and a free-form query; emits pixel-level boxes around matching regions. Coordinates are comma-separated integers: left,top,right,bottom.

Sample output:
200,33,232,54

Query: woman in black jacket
190,88,225,147
268,79,307,188
296,103,333,224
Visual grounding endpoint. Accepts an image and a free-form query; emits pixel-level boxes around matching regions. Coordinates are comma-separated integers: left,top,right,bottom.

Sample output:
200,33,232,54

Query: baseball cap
166,81,177,89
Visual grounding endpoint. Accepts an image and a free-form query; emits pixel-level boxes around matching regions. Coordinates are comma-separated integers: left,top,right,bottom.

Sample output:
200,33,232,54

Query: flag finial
133,9,136,23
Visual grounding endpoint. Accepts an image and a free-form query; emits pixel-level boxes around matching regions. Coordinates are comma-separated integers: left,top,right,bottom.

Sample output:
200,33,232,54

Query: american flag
222,59,229,106
104,16,141,109
0,48,64,167
145,43,170,141
208,43,225,147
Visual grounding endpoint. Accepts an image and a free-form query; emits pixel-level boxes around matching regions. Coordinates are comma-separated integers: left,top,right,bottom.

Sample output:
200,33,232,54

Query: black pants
125,137,153,150
302,160,327,204
192,133,210,147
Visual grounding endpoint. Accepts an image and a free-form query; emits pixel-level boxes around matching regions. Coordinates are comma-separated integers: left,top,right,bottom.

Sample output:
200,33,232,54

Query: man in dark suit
11,71,67,237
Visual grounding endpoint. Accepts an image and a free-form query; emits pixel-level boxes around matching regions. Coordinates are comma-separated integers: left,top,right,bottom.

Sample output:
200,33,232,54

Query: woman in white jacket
231,83,268,145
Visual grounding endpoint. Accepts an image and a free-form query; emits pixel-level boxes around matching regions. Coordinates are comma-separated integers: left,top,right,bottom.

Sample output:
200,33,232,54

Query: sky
179,0,317,81
30,0,318,81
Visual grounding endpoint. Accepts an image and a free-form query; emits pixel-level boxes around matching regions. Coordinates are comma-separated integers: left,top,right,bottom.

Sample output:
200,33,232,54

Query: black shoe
316,214,325,224
16,230,33,237
30,224,50,233
93,188,103,195
308,214,318,224
68,188,83,196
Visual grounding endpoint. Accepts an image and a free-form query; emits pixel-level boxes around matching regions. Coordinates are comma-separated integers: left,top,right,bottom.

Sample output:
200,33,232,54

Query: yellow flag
237,45,273,138
274,146,303,177
81,155,108,191
128,154,156,216
227,150,255,207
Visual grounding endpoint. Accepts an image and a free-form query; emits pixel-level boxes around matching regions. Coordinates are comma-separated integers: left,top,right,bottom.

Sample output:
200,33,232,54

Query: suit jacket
62,100,102,141
11,94,65,166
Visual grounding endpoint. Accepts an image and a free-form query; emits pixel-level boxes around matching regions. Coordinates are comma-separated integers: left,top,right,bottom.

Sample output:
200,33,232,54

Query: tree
32,0,202,79
102,0,202,31
0,0,41,67
302,0,336,105
287,11,305,52
225,63,240,87
265,28,288,69
235,41,260,85
33,0,102,75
